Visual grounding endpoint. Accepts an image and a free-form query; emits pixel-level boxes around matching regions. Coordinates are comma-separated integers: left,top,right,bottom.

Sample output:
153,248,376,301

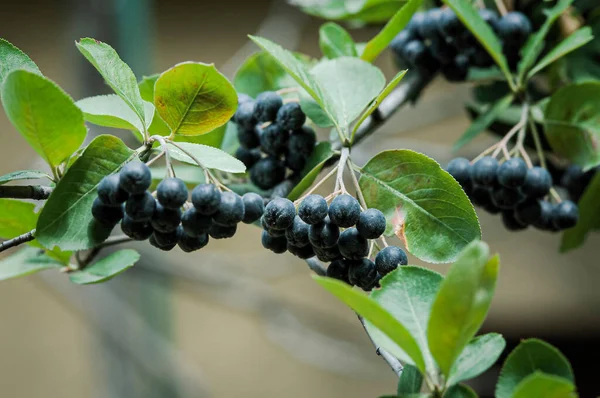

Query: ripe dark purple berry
447,157,472,189
153,229,179,248
157,177,188,209
491,187,524,209
522,167,552,198
263,197,295,230
254,91,283,122
338,228,368,260
472,156,498,186
326,259,351,284
242,192,264,224
191,184,221,215
501,210,527,231
329,194,361,228
375,246,408,275
235,147,262,169
298,194,328,225
125,191,156,221
151,202,182,233
356,208,386,239
348,258,378,290
178,228,209,252
212,192,245,226
313,245,342,263
308,216,340,249
121,215,154,240
287,243,315,259
260,123,289,156
237,126,260,149
285,216,310,247
498,158,527,188
441,54,469,82
497,12,532,45
92,197,124,226
250,157,286,190
209,223,237,239
119,162,151,195
552,200,579,230
261,230,287,254
98,174,129,205
234,100,256,130
181,207,212,236
276,102,306,131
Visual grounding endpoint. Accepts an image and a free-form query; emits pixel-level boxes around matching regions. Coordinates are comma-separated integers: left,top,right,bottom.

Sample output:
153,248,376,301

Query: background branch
0,185,53,200
0,229,36,253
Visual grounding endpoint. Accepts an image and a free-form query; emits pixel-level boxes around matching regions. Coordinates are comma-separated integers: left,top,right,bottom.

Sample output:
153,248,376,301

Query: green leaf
444,384,478,398
353,70,407,137
313,275,426,373
174,124,228,148
69,249,140,284
454,94,514,151
0,199,37,239
448,333,506,386
359,150,481,263
366,266,443,374
360,0,422,62
517,0,573,81
544,82,600,169
138,74,159,102
287,142,335,201
36,135,135,251
76,94,155,138
0,38,41,90
154,62,237,137
427,240,499,377
319,22,358,59
2,70,87,168
137,74,172,137
443,0,510,82
0,247,62,281
397,364,423,394
0,170,50,185
528,27,594,79
496,339,574,398
511,372,576,398
166,142,246,173
293,0,404,23
233,51,300,98
76,38,146,129
561,172,600,251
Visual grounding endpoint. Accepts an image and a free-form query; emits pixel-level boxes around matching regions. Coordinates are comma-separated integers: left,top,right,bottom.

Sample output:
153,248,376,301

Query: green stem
528,113,546,170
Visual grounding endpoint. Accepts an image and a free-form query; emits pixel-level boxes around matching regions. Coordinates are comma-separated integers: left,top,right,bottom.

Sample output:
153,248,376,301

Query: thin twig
145,150,166,167
0,229,36,253
336,147,350,193
358,315,403,377
528,115,547,170
0,185,53,200
348,159,368,209
150,135,175,178
294,165,338,205
495,0,508,15
550,187,563,203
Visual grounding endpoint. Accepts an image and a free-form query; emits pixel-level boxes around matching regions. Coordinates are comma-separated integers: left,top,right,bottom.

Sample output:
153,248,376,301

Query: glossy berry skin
181,207,212,236
447,157,472,187
552,200,579,230
375,246,408,275
238,93,252,104
402,40,430,68
121,215,153,241
514,200,542,225
92,197,124,226
308,216,340,249
237,126,260,149
338,228,369,260
153,229,179,248
151,202,182,233
522,167,552,198
260,123,289,156
407,12,427,37
532,200,554,231
298,194,328,225
191,184,221,215
442,54,469,82
125,192,156,221
357,208,386,239
235,147,262,169
242,193,264,224
285,216,310,247
234,100,256,130
501,210,527,231
263,197,295,230
149,234,176,251
157,178,188,209
497,12,532,45
209,223,237,239
254,91,283,122
261,230,287,254
276,102,306,131
98,174,129,205
313,245,342,263
288,126,316,155
213,192,245,226
178,229,209,252
287,243,315,259
326,259,351,284
491,187,524,209
329,194,361,228
472,156,499,186
348,258,378,290
119,162,151,195
498,158,527,188
250,157,286,190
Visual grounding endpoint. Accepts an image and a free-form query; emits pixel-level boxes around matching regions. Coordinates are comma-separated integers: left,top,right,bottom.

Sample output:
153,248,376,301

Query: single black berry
501,210,527,231
237,93,252,104
390,30,415,68
119,162,151,195
308,216,340,249
191,184,221,215
514,200,542,225
153,229,179,248
441,54,469,82
287,243,315,259
254,91,283,122
375,246,408,275
272,179,296,198
276,102,306,131
285,152,308,172
92,197,124,226
522,167,552,198
447,157,472,188
298,194,328,225
149,233,176,251
326,259,351,284
497,12,532,45
98,174,129,205
288,125,316,155
157,177,188,209
498,158,527,188
552,200,579,230
209,223,237,239
329,194,361,228
338,228,368,260
357,208,386,239
261,230,287,253
178,228,209,252
419,8,443,39
213,191,245,226
472,156,498,186
121,215,153,240
236,147,262,169
125,191,156,221
479,8,500,31
470,185,493,207
532,200,554,231
234,100,256,130
263,197,295,230
237,126,260,149
242,192,264,224
181,207,212,236
491,187,524,209
313,245,342,263
348,258,378,290
250,157,286,190
260,123,289,156
402,40,430,68
407,12,427,37
151,202,182,233
285,216,310,247
439,7,464,37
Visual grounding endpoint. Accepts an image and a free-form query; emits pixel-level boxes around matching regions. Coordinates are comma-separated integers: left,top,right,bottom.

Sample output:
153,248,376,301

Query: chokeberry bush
0,0,597,396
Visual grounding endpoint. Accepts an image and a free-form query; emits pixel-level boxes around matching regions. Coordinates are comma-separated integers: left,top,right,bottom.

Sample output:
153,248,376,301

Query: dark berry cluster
390,8,532,81
260,194,408,291
233,92,317,191
92,162,264,252
447,157,579,232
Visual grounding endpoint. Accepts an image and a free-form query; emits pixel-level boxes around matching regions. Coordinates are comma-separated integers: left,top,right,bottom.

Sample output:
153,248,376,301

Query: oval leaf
319,22,358,59
76,94,153,136
496,339,574,398
0,198,38,239
167,142,246,173
448,333,506,386
397,364,423,395
427,240,499,377
0,38,41,89
287,142,335,201
0,170,50,185
69,249,140,284
359,149,481,263
2,70,87,168
154,62,237,136
512,372,576,398
36,135,135,251
0,247,62,282
234,51,299,98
